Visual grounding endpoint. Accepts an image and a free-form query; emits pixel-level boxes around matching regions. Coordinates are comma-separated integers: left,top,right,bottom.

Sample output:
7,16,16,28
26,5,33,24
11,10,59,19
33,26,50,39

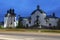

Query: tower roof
5,9,16,17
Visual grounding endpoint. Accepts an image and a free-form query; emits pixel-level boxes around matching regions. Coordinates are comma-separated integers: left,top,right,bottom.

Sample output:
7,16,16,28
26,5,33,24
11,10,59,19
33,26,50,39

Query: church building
23,5,59,28
4,5,59,29
4,9,17,28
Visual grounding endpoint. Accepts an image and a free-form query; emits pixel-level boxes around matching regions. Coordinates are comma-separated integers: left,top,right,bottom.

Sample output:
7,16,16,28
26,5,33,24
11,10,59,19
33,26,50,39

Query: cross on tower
37,5,40,10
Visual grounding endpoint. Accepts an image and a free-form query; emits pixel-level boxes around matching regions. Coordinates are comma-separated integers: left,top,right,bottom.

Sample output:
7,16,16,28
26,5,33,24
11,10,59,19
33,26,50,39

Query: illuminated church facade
4,5,59,28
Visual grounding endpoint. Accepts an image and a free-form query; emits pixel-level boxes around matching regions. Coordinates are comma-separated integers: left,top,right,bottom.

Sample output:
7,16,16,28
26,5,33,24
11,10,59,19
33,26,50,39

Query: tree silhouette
16,15,23,28
57,19,60,29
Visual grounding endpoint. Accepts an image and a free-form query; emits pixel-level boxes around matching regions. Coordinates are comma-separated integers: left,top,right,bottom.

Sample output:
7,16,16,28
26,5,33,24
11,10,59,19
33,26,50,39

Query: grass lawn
41,29,60,33
0,28,40,32
0,28,60,33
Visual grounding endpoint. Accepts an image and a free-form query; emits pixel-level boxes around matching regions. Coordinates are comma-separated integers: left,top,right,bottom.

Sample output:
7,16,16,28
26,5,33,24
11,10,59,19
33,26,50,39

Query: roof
5,13,16,17
45,15,59,19
5,9,16,17
31,5,45,15
19,17,29,19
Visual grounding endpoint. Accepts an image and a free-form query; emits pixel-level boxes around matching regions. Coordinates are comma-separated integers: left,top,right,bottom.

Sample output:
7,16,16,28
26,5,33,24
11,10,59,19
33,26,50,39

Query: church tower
4,9,16,28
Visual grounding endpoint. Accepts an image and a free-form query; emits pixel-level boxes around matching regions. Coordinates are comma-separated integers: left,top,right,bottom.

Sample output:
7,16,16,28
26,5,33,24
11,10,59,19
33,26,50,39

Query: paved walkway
0,32,60,40
0,31,60,36
0,34,60,40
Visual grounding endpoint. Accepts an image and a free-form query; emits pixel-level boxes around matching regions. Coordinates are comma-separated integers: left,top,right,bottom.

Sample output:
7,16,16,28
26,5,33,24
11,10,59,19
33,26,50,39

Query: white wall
4,16,17,28
28,10,59,28
4,17,8,28
22,19,29,27
46,18,59,27
30,11,46,27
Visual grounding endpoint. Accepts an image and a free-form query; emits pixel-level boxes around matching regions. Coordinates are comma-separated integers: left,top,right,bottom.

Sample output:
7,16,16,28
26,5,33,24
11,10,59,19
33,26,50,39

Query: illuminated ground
0,32,60,40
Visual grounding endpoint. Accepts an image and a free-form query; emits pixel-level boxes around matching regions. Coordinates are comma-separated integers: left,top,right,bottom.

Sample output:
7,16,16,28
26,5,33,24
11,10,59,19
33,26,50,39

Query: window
49,23,51,27
46,19,48,22
14,19,15,22
36,15,39,21
36,15,39,18
48,18,49,20
29,17,31,24
11,22,12,24
29,20,31,24
26,24,28,28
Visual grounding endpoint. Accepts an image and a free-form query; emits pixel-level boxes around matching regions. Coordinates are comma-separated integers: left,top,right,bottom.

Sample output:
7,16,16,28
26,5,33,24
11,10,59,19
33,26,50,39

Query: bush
41,29,60,33
16,15,23,28
0,26,3,29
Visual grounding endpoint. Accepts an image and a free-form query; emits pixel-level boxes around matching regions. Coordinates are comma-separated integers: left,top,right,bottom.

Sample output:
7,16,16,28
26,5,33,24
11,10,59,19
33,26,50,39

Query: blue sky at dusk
0,0,60,21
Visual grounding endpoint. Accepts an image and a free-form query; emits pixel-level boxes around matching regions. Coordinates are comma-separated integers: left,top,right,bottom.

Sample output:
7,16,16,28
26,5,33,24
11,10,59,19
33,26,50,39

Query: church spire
7,10,9,13
37,5,40,10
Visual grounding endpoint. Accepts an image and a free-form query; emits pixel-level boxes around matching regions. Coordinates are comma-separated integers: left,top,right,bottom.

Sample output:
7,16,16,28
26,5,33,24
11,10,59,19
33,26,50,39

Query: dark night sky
0,0,60,21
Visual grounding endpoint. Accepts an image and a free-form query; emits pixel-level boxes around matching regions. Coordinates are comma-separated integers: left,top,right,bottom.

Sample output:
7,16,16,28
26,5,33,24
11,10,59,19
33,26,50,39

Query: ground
0,31,60,40
0,29,60,40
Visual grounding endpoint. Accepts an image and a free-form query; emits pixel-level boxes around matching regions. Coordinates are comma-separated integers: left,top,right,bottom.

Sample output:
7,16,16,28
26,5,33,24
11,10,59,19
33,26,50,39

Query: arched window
36,15,39,18
34,15,40,26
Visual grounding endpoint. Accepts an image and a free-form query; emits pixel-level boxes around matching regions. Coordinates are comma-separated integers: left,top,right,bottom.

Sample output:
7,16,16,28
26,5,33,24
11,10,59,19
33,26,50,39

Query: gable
31,5,45,15
31,9,45,15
